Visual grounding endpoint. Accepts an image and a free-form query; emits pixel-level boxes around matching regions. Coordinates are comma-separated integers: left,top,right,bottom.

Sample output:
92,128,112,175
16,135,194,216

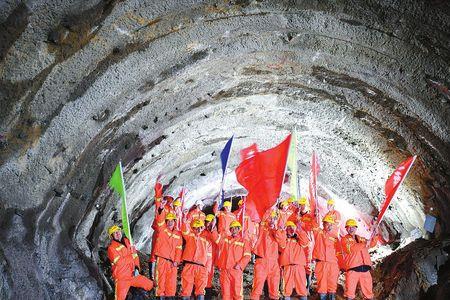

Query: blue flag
219,135,234,205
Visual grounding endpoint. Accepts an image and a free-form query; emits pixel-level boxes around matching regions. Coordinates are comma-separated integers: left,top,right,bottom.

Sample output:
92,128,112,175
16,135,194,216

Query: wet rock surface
1,0,450,298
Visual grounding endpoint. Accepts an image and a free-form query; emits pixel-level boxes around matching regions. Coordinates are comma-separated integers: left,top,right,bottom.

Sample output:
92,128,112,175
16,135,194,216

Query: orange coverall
203,229,217,288
287,211,315,274
341,234,377,299
150,197,174,262
153,217,183,297
250,222,284,300
233,207,258,246
107,238,153,300
312,225,340,294
278,230,310,297
216,210,236,236
212,231,252,300
186,207,206,223
180,223,210,297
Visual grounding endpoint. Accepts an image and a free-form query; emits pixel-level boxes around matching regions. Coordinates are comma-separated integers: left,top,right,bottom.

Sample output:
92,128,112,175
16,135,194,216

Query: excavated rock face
1,0,449,298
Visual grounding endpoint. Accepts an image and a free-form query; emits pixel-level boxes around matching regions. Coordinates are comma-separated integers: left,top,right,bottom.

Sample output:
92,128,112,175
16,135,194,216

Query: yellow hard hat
286,221,297,229
345,219,358,227
108,225,121,236
270,210,278,218
298,197,307,205
327,199,335,205
280,200,289,207
205,214,215,222
288,197,295,203
173,199,182,207
192,219,205,228
230,220,242,228
323,215,335,224
238,199,244,206
165,213,177,221
223,201,232,207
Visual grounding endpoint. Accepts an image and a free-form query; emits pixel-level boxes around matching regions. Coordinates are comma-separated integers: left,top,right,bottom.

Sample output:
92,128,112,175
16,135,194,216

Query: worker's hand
134,267,139,276
234,264,242,271
154,182,163,198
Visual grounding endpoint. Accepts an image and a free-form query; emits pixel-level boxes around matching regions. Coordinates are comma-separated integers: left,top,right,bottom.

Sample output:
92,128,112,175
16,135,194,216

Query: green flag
287,130,298,200
109,162,133,244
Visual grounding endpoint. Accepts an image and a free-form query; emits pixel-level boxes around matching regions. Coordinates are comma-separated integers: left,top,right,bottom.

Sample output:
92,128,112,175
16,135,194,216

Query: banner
287,130,299,200
109,162,133,244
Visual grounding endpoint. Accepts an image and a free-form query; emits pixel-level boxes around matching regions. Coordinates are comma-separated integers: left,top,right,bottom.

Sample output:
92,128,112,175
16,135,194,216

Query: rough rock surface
1,0,450,298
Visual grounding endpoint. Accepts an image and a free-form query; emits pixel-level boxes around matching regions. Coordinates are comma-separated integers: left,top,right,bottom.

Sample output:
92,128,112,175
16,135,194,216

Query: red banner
308,151,320,218
377,156,417,224
236,135,291,222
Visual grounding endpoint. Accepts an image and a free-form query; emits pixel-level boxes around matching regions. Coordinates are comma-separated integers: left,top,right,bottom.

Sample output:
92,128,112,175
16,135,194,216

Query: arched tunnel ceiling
0,0,450,298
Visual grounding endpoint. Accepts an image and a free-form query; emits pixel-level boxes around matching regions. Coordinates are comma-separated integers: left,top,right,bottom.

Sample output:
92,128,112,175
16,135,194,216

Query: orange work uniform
180,223,210,297
212,231,252,300
150,198,174,262
107,238,153,300
233,207,258,246
250,223,284,300
312,226,340,294
203,229,217,288
186,207,206,223
341,234,377,299
278,230,310,297
277,208,292,228
153,219,183,297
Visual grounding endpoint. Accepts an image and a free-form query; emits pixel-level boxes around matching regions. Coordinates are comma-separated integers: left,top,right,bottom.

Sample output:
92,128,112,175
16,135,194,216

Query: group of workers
106,181,378,300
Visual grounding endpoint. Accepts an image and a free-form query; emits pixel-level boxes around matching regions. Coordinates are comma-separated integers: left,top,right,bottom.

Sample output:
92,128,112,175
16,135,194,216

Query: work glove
134,267,139,277
154,182,163,199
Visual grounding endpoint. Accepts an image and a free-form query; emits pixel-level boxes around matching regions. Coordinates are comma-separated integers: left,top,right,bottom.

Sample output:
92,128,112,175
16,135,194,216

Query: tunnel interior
1,0,450,299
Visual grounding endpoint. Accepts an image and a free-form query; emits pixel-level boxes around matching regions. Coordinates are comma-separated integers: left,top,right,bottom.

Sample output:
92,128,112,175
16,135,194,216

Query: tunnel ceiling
1,0,450,298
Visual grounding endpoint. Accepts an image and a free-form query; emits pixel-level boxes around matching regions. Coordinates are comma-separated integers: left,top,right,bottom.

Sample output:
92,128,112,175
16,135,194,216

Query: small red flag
236,135,291,222
377,156,417,224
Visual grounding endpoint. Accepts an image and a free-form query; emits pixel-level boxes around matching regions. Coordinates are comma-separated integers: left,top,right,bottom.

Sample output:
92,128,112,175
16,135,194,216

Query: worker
203,214,218,294
324,199,341,236
277,200,293,228
340,219,377,300
186,201,206,223
233,198,258,246
312,215,340,300
214,200,236,235
278,221,309,300
172,198,183,230
107,225,153,300
212,220,252,300
250,211,284,300
153,213,183,299
180,217,210,300
287,196,298,214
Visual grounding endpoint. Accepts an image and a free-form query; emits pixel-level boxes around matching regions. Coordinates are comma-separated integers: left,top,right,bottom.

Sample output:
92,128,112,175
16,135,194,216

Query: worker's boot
328,293,336,300
284,297,291,300
299,297,307,300
319,294,327,300
197,295,205,300
181,297,190,300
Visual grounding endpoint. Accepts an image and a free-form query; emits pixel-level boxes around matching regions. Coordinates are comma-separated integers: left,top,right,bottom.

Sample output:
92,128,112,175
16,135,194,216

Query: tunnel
1,0,450,299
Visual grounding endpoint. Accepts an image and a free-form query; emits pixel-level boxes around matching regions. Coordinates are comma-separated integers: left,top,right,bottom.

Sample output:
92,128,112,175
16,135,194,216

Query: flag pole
277,134,292,209
119,161,133,245
369,155,417,241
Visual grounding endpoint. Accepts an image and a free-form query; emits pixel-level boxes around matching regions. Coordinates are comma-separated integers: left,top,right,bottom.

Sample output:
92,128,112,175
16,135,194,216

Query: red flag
308,151,320,219
240,143,259,161
236,135,291,222
376,156,417,224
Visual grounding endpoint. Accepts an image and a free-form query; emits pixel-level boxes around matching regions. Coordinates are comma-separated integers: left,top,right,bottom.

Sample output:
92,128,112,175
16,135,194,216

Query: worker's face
166,219,175,230
299,204,306,212
224,206,231,212
346,226,357,235
327,204,334,211
112,230,122,241
230,226,240,237
194,226,204,234
286,226,295,237
205,221,212,230
269,217,277,227
323,221,333,232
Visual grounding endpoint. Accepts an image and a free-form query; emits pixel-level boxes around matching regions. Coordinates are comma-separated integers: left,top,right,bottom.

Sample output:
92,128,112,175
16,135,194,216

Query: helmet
108,225,121,236
173,199,182,207
286,221,297,229
238,199,244,206
280,200,289,207
270,210,278,218
345,219,358,228
323,215,335,224
205,214,215,222
230,220,242,228
298,197,307,205
223,201,232,207
192,219,205,228
288,197,295,203
327,199,335,205
165,213,177,221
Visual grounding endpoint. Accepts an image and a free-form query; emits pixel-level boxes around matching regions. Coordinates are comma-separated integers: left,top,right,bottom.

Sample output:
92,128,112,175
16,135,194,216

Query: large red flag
236,135,291,222
309,151,320,220
376,155,417,224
